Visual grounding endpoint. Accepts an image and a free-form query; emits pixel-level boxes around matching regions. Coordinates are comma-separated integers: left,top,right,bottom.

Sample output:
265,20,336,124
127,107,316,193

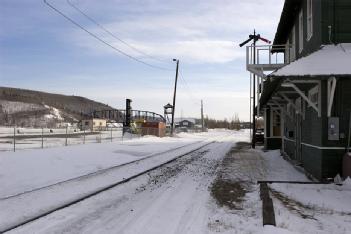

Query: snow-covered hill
0,87,115,127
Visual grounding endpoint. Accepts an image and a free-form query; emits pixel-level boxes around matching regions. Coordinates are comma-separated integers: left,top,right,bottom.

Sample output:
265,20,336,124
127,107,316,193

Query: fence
0,126,168,152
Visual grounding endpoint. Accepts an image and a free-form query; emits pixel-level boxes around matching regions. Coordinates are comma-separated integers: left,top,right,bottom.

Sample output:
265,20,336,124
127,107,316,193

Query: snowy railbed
2,129,350,233
0,129,244,232
0,130,231,198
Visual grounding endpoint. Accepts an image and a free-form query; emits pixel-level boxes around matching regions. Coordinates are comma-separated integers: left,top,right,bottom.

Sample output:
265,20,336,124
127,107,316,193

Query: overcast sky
0,0,284,121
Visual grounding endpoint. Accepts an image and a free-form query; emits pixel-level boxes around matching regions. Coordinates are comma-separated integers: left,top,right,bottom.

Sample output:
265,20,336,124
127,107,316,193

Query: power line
66,0,170,64
43,0,172,71
178,70,201,105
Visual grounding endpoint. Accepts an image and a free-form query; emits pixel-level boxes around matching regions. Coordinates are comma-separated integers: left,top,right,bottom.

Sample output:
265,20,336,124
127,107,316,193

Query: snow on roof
271,43,351,77
174,118,196,124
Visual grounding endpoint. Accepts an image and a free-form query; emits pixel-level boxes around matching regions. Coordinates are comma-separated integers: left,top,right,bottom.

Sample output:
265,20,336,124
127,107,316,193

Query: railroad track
0,140,203,201
1,141,216,233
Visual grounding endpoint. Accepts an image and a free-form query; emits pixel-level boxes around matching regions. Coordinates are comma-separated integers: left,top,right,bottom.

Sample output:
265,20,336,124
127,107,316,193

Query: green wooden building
246,0,351,180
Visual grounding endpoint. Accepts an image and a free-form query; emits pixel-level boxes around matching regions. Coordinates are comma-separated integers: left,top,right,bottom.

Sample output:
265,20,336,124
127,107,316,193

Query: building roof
174,118,196,124
272,0,302,52
270,44,351,77
259,77,282,107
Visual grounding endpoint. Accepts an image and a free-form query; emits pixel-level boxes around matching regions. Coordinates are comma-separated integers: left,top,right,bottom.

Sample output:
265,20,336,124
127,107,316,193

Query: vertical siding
284,140,296,160
299,81,325,179
302,145,323,180
322,77,351,147
297,0,323,58
322,0,351,44
321,77,351,178
283,109,297,160
322,149,344,178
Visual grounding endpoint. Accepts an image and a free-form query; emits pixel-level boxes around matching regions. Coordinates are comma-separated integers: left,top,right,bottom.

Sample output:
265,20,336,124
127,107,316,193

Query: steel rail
0,141,203,201
1,141,215,233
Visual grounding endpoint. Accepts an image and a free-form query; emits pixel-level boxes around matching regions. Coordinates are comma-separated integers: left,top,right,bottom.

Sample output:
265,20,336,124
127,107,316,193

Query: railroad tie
259,182,276,226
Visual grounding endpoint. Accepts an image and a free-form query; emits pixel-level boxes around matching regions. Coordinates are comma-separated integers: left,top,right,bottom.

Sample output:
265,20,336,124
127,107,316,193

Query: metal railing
246,44,292,67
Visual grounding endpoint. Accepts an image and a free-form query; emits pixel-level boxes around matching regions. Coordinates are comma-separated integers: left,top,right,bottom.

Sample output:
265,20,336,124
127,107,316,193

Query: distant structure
173,118,197,132
244,0,351,180
80,118,107,131
91,109,165,124
176,118,196,129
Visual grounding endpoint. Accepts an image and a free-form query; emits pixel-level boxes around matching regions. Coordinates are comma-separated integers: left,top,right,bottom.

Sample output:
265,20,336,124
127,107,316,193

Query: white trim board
301,142,346,150
283,137,296,143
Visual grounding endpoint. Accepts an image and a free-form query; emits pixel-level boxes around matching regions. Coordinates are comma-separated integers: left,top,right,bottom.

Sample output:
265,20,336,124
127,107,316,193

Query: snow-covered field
0,127,126,151
1,129,350,234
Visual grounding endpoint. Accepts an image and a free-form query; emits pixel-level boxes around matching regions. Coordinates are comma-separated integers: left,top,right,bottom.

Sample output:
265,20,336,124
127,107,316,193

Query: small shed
80,118,107,131
141,122,166,137
177,119,195,129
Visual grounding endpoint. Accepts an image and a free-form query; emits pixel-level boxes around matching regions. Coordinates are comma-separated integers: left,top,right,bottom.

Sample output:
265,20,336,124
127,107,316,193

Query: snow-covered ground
0,130,219,198
0,127,125,151
1,129,350,233
270,180,351,234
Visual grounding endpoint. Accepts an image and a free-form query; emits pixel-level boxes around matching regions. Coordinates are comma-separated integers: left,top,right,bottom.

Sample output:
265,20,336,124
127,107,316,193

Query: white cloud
67,0,284,64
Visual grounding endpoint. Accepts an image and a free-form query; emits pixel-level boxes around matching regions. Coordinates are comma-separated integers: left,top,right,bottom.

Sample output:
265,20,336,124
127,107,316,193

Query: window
299,10,303,53
308,86,319,107
307,0,313,40
285,38,290,63
272,110,281,137
287,103,294,117
290,26,296,61
295,97,301,114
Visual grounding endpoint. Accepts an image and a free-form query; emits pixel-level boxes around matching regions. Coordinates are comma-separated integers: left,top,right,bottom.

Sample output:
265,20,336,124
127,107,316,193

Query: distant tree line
204,113,243,130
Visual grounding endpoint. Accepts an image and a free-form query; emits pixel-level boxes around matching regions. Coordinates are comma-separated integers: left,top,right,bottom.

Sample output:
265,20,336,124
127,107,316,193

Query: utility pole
252,29,256,149
171,59,179,136
201,100,204,132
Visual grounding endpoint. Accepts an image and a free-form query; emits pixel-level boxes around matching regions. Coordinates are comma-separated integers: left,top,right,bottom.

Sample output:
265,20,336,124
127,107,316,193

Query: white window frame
290,25,296,61
271,109,282,137
295,97,301,114
287,103,294,118
307,0,313,41
301,97,306,120
308,86,319,108
285,38,290,63
299,10,304,53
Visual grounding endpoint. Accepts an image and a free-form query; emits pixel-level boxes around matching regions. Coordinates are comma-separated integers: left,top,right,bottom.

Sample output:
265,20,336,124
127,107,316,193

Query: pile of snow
271,43,351,76
343,177,351,189
44,106,64,121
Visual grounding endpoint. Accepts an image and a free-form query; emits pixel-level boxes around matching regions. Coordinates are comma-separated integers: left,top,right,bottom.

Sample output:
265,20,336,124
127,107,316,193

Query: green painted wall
265,138,282,150
322,0,351,44
302,145,323,180
285,0,351,61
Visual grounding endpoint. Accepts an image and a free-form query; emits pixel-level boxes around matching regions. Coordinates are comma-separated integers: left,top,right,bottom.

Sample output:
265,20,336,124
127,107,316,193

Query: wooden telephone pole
170,59,179,136
201,100,204,132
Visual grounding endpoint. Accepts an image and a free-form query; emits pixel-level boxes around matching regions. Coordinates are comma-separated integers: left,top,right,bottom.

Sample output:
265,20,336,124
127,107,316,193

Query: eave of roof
259,77,282,107
272,0,302,52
